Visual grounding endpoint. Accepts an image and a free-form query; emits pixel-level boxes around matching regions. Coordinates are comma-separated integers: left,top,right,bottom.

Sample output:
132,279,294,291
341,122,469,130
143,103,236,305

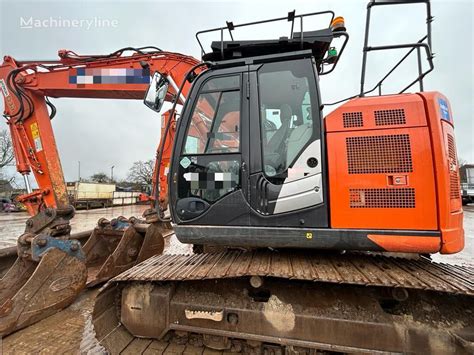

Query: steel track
111,250,474,295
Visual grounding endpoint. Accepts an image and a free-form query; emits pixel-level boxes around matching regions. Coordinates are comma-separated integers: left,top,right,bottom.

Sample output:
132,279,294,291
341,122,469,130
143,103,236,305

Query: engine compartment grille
350,188,415,208
374,109,406,126
447,134,460,200
343,112,363,128
347,134,413,174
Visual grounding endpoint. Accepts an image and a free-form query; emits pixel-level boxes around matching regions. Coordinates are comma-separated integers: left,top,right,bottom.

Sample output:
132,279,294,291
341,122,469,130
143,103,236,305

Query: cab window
258,59,319,181
183,76,240,155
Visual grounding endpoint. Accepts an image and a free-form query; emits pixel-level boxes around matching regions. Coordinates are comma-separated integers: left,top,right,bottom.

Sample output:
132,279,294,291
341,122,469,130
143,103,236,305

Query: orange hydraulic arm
0,48,202,215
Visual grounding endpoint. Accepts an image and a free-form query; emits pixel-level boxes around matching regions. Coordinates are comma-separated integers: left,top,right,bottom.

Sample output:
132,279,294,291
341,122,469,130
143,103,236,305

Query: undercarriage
93,250,474,354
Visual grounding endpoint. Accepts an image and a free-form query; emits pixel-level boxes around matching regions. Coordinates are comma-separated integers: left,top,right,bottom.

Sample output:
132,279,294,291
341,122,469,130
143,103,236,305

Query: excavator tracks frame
93,250,474,354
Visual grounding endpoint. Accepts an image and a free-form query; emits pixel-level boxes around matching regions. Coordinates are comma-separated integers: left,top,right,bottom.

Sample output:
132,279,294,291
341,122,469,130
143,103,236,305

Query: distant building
460,164,474,205
66,181,141,209
0,179,14,198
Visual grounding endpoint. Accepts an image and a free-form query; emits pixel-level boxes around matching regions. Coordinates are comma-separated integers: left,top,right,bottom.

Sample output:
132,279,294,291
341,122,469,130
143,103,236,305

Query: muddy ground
0,204,472,353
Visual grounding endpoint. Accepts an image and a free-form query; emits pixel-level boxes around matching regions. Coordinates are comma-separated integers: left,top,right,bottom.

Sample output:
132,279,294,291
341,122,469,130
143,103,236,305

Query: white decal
180,157,191,169
0,79,9,98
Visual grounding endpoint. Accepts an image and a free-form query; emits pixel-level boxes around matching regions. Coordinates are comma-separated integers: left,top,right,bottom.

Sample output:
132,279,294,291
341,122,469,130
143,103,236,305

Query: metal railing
195,10,349,75
360,0,434,96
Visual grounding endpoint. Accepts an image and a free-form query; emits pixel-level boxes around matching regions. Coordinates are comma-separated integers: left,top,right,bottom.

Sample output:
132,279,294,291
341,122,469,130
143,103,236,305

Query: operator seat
265,104,293,174
286,114,313,166
261,109,277,143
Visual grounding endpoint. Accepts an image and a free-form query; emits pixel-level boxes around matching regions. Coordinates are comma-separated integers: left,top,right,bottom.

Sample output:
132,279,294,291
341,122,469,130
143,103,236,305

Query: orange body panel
325,92,464,254
418,92,464,254
367,235,440,253
326,94,438,230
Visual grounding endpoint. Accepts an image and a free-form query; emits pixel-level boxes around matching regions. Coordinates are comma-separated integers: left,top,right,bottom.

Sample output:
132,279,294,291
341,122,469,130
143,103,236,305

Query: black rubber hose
45,97,56,120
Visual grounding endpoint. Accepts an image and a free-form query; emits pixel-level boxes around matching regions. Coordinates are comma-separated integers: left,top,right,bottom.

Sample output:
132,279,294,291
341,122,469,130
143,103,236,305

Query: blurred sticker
69,67,150,85
288,167,311,179
30,122,43,152
183,172,238,190
180,157,191,168
438,98,450,121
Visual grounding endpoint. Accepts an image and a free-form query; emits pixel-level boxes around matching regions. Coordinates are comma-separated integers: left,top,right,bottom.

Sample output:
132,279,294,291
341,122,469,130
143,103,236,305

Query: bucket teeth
86,226,143,287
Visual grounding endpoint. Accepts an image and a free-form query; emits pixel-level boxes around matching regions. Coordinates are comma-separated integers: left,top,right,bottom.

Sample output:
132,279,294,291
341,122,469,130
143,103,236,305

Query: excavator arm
0,48,201,215
0,47,204,335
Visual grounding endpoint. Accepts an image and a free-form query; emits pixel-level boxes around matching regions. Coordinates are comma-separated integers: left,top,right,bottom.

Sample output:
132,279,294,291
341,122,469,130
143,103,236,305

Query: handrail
362,38,434,96
320,32,349,76
360,0,434,96
195,10,335,59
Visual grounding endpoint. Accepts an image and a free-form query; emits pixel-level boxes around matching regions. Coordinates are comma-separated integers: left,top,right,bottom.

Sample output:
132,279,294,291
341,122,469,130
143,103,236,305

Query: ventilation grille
343,112,363,128
350,188,415,208
374,109,406,126
347,134,413,174
447,134,460,200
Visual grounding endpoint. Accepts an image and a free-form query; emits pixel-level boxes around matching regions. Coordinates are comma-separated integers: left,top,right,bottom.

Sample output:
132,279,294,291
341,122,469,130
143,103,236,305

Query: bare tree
0,129,14,169
89,172,110,183
0,129,16,189
127,160,154,186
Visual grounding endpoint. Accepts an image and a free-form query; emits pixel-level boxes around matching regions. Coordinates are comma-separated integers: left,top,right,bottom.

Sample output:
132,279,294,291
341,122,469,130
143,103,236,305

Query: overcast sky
0,0,472,187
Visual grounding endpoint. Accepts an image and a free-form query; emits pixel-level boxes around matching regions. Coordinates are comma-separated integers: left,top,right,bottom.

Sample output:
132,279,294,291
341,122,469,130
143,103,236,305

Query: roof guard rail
360,0,434,96
195,10,349,75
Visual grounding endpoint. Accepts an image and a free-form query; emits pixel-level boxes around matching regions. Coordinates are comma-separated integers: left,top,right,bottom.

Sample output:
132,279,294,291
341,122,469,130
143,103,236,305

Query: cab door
248,57,328,228
169,68,250,226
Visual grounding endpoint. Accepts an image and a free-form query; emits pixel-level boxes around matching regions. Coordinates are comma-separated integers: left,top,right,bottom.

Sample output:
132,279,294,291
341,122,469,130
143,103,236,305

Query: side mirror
144,72,169,112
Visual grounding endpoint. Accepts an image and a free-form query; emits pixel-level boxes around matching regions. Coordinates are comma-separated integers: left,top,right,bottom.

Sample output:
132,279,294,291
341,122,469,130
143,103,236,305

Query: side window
184,92,219,154
258,59,319,180
179,75,241,204
207,91,240,154
184,78,240,155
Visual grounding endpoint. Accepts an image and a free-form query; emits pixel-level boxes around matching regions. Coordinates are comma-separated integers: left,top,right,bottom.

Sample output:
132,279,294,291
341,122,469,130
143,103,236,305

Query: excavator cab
165,11,350,243
171,57,327,224
162,2,462,255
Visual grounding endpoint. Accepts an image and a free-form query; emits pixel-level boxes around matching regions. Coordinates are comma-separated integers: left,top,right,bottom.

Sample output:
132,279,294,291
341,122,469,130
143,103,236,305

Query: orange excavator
0,47,207,335
1,0,473,353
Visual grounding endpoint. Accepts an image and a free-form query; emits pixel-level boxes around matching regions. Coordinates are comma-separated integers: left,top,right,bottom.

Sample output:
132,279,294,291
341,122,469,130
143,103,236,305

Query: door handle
176,197,210,220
